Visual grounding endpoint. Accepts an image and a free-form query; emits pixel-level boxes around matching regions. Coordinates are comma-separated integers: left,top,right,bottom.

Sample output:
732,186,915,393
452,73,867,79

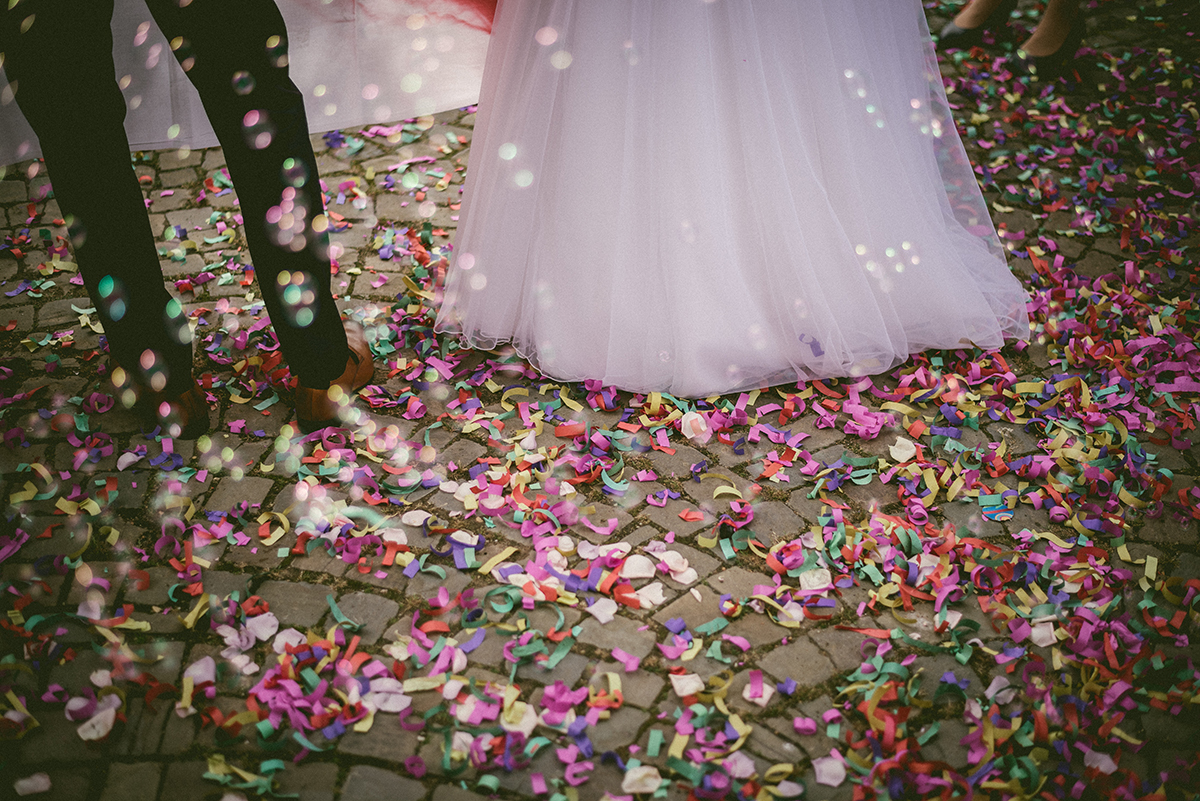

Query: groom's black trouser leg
0,0,348,396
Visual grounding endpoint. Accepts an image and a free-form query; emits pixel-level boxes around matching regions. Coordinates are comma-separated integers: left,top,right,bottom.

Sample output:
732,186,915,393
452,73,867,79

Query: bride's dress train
437,0,1030,397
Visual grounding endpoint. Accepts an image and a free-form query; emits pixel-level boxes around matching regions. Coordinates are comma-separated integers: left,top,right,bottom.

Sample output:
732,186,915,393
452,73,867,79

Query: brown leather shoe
110,364,211,439
294,320,375,432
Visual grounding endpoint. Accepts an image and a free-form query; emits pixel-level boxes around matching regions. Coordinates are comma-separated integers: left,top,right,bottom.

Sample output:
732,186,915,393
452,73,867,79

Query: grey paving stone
0,178,27,203
325,591,400,645
747,723,805,765
204,475,274,514
588,662,664,709
337,712,421,762
158,761,213,801
256,580,336,628
432,785,490,801
809,626,869,673
576,614,657,659
705,565,777,600
341,765,428,801
919,717,971,769
19,713,106,763
273,762,337,801
160,168,197,189
120,566,177,606
99,762,162,801
160,149,204,170
642,443,708,481
641,497,718,540
201,569,252,601
758,637,837,687
516,651,589,687
588,706,650,753
914,653,985,702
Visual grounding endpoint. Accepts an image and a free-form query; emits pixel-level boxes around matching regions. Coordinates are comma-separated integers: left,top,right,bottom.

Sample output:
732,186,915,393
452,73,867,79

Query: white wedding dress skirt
437,0,1031,398
0,0,492,164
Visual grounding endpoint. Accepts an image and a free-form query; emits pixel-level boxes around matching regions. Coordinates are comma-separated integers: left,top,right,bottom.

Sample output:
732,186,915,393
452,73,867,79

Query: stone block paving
2,4,1199,801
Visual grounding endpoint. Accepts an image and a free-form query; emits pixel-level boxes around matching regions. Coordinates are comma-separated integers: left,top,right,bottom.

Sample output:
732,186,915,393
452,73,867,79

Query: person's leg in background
0,0,207,436
145,0,372,431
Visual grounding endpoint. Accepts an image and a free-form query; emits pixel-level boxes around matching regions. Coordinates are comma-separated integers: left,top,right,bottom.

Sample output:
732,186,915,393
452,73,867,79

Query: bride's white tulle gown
437,0,1030,397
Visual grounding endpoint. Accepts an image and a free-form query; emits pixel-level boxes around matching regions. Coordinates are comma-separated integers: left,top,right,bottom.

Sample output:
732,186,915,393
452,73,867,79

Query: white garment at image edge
0,0,492,164
436,0,1031,397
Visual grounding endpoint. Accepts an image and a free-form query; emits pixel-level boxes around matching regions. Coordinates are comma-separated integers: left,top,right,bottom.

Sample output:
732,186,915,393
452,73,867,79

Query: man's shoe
939,0,1018,49
110,364,211,439
294,321,374,432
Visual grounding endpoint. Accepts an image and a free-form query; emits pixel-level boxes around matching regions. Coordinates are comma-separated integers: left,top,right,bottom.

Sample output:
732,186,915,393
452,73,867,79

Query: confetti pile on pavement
1,2,1197,800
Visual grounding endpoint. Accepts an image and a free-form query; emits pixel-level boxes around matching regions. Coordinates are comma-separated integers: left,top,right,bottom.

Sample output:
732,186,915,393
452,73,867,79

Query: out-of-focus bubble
118,74,132,90
418,200,437,218
400,74,422,93
550,50,573,70
295,308,314,327
362,83,380,100
167,124,180,140
232,70,256,95
278,159,304,190
498,142,517,160
139,349,157,370
855,244,867,256
110,299,126,321
458,253,475,270
129,94,143,110
265,34,287,68
535,27,558,46
407,14,426,30
147,42,162,70
469,273,488,291
435,36,454,53
412,37,428,52
423,57,440,73
679,219,696,244
313,84,326,97
514,170,533,187
535,280,554,310
134,21,151,47
659,350,671,362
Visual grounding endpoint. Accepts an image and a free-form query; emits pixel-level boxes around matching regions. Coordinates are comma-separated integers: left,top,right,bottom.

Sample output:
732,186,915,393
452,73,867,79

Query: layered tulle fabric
436,0,1030,397
0,0,494,164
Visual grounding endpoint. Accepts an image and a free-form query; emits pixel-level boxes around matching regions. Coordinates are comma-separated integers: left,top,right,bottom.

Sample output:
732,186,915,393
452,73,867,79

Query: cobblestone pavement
1,2,1198,801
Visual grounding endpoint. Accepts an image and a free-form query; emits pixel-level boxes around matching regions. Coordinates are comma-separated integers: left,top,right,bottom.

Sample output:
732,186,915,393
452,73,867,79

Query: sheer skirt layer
437,0,1030,397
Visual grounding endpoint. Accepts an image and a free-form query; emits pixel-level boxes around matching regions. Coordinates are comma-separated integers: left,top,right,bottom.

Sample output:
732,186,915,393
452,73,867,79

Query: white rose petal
620,554,657,580
401,510,433,527
586,598,619,624
77,706,117,741
669,673,705,697
889,436,917,463
13,773,51,796
742,681,776,708
273,628,307,654
635,582,666,609
813,754,847,786
798,567,832,592
246,612,279,642
621,765,663,794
